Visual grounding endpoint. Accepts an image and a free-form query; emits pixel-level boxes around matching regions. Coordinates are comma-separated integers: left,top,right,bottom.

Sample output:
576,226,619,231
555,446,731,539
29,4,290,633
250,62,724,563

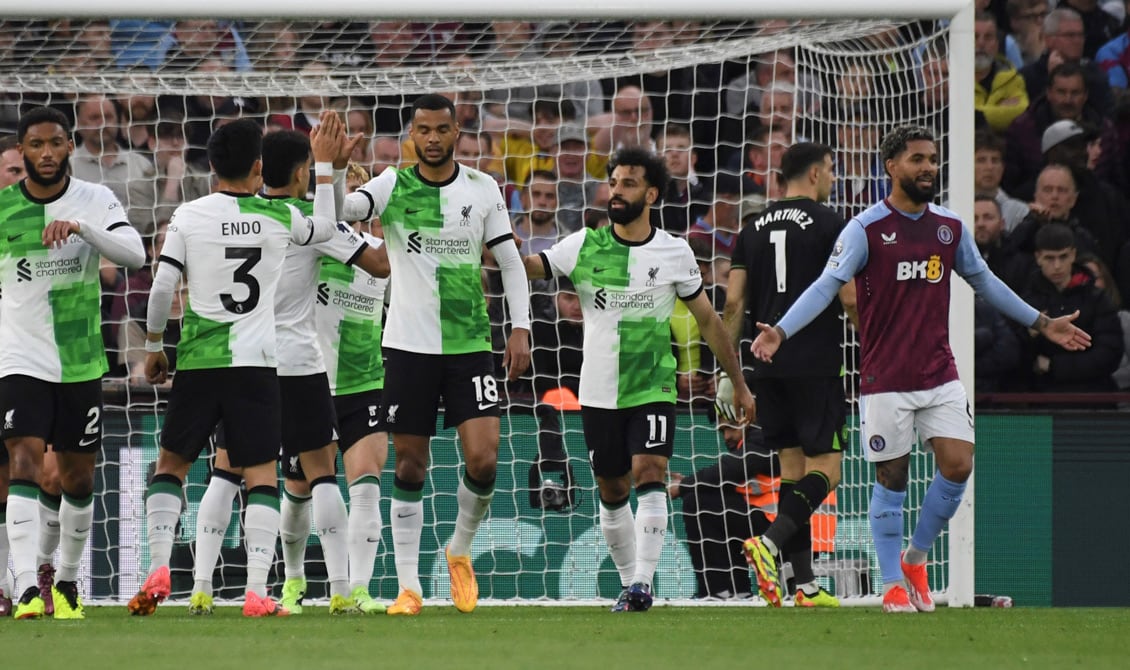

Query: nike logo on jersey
593,266,606,273
78,437,98,447
477,402,496,411
405,207,423,214
368,418,380,427
7,233,23,242
643,441,665,449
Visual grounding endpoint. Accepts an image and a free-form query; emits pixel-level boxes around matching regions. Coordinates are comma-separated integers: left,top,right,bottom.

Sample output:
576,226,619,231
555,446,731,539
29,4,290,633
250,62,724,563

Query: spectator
554,124,590,234
1076,251,1130,390
656,123,709,235
974,130,1031,232
71,94,157,235
1005,62,1117,192
513,170,564,323
0,134,24,187
156,20,251,72
688,172,742,260
1060,0,1123,59
497,99,567,191
266,61,331,135
1097,1,1130,87
974,193,1029,290
346,106,375,170
118,84,160,152
832,104,887,220
1010,163,1103,287
1019,8,1113,112
670,236,728,406
975,293,1025,393
1020,223,1123,394
976,10,1031,132
668,376,778,600
370,135,401,176
724,50,802,118
1035,120,1129,267
1006,0,1051,66
588,85,656,175
454,131,502,182
733,125,789,200
148,117,212,225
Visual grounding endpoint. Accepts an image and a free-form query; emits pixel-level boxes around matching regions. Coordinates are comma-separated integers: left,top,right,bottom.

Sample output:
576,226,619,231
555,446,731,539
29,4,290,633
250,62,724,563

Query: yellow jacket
975,58,1029,133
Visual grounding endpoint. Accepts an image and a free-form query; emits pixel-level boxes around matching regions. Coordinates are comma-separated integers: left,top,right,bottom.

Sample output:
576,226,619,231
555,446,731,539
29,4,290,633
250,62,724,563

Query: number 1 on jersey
770,229,787,293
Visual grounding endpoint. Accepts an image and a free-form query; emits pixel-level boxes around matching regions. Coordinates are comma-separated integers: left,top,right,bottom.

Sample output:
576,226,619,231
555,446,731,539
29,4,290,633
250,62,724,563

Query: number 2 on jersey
770,229,787,293
221,247,262,314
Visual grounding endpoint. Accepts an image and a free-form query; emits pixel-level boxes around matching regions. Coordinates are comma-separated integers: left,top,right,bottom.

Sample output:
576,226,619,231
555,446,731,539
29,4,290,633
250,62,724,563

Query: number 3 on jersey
221,246,262,314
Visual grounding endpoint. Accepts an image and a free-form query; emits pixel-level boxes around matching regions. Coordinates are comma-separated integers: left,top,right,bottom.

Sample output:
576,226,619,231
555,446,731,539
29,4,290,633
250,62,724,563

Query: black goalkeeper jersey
732,196,846,378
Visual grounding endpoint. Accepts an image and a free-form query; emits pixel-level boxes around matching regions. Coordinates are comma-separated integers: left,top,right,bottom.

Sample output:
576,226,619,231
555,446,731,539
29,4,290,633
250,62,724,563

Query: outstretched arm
722,267,747,348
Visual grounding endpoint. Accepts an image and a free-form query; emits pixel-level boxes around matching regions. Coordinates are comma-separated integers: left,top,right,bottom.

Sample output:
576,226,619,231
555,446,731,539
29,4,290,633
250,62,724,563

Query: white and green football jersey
0,179,126,383
541,226,703,410
162,192,320,370
354,164,511,355
270,196,367,377
315,231,388,396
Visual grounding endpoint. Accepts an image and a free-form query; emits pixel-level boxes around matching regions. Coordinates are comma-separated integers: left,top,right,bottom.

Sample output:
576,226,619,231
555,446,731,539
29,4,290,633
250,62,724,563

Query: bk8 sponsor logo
895,255,944,284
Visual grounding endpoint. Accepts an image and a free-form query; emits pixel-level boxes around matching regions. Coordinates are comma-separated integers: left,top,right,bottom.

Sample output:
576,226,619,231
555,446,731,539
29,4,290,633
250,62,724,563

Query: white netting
0,16,956,605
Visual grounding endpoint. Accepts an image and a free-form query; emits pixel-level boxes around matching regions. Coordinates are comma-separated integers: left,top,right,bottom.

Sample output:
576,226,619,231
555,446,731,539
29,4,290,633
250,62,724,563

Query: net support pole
946,0,976,609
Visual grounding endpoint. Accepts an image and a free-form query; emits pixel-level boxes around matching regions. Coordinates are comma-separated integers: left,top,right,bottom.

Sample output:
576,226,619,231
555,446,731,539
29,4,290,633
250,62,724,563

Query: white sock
312,479,350,598
279,491,311,581
390,493,423,595
448,475,493,556
6,487,39,594
37,495,60,567
599,500,636,588
631,489,668,589
0,516,10,595
193,475,239,596
347,476,382,592
56,493,93,583
145,482,182,574
244,496,280,599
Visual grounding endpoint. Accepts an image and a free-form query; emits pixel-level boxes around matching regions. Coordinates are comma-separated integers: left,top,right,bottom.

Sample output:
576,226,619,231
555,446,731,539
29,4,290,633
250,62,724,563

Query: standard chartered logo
593,287,654,310
405,231,473,256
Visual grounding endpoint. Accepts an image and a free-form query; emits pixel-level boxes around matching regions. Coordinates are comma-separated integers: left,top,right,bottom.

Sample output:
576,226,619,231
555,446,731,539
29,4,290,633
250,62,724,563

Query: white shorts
859,380,975,462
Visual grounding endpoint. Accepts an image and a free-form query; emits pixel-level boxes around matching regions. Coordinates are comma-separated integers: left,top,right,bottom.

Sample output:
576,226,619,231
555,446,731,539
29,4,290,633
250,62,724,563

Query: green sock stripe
392,485,424,502
809,470,831,489
780,478,797,486
147,481,183,499
350,474,381,488
462,471,495,497
11,483,41,500
39,492,62,510
283,489,311,504
248,492,280,510
62,491,94,507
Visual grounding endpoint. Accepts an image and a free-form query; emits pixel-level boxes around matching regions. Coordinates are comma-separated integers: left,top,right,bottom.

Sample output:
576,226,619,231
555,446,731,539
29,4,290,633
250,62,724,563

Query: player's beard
413,141,455,169
24,153,69,187
899,173,936,204
607,194,646,225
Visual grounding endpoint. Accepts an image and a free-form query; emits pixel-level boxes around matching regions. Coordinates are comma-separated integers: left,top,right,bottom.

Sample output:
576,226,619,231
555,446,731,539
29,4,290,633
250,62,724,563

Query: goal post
0,1,977,608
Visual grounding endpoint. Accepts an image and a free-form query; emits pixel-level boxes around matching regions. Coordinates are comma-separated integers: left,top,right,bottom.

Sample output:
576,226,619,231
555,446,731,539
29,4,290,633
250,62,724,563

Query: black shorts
0,375,102,454
580,402,676,479
382,348,499,436
334,389,384,452
161,367,281,469
751,376,847,457
280,373,338,458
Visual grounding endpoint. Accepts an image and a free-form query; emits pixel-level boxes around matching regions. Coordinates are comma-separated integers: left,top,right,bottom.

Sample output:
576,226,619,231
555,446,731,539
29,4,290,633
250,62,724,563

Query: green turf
1,606,1126,669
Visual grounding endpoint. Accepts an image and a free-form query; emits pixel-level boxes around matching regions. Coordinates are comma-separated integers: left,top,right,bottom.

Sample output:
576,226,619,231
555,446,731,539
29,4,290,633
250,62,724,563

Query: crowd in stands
0,6,1128,405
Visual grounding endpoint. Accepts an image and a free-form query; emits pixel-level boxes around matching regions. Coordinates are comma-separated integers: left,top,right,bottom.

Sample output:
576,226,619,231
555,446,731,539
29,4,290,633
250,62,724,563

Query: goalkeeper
667,374,777,600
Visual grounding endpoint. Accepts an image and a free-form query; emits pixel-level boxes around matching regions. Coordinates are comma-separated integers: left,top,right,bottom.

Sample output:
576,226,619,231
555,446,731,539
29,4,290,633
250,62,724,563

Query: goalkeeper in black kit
667,375,778,600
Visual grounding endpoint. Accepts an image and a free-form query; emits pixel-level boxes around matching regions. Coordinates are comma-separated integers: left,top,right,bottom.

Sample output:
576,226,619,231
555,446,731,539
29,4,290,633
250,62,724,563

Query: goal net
0,10,970,606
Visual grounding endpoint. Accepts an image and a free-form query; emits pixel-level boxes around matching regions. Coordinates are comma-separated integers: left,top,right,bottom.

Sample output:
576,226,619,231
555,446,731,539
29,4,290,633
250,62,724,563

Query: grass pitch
1,605,1126,669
